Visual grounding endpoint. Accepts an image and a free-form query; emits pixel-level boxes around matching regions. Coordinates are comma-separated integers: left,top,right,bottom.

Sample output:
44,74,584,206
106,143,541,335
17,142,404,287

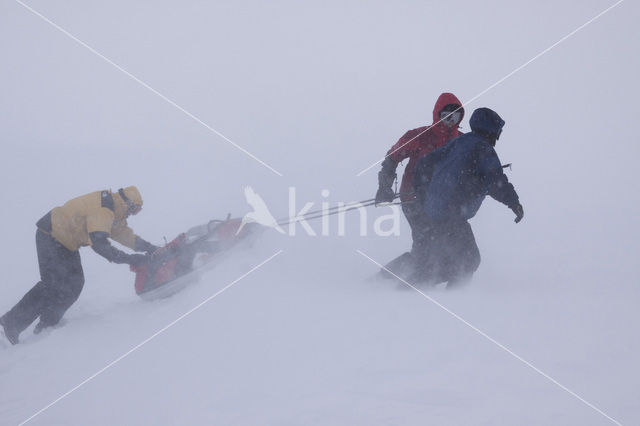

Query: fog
1,1,639,425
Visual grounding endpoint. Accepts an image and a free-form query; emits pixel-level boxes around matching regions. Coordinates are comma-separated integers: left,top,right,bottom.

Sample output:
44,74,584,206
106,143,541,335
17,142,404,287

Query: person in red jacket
375,92,464,275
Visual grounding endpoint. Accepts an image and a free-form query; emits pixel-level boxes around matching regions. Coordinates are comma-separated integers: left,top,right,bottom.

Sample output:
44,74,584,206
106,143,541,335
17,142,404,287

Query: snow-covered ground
1,1,639,425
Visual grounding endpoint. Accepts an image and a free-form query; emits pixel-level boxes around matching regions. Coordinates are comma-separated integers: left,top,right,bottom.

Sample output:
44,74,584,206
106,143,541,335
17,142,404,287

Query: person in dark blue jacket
412,107,523,287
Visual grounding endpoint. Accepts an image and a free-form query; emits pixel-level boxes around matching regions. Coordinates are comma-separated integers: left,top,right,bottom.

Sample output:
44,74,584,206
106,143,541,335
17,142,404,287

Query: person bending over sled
376,92,465,272
0,186,158,344
411,107,524,288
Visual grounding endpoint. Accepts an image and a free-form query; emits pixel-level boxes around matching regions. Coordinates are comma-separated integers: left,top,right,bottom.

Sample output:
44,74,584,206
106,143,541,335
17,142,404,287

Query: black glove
375,187,396,204
126,253,149,267
511,203,524,223
377,156,397,205
135,237,160,255
144,245,161,255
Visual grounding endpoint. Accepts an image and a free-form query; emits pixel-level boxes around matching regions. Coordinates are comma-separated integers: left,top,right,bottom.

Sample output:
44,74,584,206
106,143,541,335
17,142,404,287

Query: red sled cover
131,234,188,295
130,218,259,296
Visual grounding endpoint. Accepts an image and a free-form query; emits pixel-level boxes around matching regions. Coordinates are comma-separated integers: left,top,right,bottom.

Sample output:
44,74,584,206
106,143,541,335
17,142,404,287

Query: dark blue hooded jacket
413,108,519,222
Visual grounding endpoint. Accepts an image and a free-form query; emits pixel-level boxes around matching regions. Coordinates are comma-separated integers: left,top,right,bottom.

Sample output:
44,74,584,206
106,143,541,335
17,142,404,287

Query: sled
130,217,261,299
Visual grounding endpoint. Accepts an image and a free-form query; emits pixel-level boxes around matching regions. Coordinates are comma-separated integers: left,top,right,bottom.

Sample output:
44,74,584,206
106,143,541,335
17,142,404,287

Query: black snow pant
410,219,481,287
402,200,432,255
381,201,434,279
1,229,84,337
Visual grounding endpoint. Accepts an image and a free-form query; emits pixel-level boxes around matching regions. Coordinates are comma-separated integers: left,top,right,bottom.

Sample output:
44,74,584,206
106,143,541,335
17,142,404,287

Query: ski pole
276,194,395,225
291,190,407,219
276,200,378,227
276,197,411,227
289,196,381,218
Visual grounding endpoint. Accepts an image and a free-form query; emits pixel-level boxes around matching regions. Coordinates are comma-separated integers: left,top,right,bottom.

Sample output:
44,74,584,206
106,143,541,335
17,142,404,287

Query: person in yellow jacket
0,186,158,344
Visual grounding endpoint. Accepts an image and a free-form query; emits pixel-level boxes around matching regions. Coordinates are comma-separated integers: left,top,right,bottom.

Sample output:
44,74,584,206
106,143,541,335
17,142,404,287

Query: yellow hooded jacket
36,187,144,252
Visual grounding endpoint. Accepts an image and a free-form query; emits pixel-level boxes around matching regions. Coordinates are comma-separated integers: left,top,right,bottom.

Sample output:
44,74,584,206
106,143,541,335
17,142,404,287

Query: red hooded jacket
384,92,464,201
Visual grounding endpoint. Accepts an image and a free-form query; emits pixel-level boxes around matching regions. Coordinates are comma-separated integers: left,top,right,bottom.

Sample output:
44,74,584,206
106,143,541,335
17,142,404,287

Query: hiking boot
0,315,19,345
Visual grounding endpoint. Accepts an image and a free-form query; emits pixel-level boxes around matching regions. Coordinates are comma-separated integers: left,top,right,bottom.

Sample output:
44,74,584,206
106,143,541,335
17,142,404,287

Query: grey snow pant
1,230,85,338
